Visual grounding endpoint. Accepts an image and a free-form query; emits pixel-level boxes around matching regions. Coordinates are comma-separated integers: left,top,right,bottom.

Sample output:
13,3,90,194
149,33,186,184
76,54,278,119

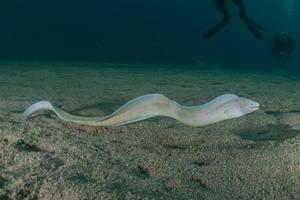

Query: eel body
21,94,259,127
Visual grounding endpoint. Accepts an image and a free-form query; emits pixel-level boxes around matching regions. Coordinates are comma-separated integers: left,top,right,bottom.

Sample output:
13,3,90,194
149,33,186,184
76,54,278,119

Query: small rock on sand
278,113,300,130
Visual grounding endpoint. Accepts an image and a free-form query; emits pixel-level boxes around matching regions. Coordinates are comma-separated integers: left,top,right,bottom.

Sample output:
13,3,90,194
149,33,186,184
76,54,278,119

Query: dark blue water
0,0,298,69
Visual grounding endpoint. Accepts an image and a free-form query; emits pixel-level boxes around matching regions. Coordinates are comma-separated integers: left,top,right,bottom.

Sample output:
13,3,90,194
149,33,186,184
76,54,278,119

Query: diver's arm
287,39,296,54
290,39,296,50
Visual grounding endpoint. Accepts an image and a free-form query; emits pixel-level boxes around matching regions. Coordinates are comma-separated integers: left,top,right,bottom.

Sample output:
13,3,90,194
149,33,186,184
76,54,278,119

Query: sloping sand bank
0,61,300,199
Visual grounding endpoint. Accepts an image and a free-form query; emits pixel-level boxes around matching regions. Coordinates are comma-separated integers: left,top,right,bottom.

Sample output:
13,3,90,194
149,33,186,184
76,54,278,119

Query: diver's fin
248,19,269,31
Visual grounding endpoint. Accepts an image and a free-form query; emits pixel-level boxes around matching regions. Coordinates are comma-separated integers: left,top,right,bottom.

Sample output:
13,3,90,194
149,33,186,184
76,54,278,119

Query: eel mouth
249,102,260,110
250,105,260,110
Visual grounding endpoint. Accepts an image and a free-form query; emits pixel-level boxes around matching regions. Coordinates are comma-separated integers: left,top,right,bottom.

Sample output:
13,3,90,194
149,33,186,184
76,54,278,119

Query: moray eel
21,94,259,127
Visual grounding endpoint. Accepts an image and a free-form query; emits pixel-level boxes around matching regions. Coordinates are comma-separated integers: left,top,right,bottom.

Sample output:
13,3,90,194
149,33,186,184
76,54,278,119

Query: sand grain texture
0,61,300,200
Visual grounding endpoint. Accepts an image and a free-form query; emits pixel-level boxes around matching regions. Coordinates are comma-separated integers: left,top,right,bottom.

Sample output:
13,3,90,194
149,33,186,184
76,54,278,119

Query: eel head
223,97,260,119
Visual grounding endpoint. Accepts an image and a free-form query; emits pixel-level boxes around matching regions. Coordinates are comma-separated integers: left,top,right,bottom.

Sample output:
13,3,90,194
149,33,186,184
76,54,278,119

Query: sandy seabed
0,61,300,200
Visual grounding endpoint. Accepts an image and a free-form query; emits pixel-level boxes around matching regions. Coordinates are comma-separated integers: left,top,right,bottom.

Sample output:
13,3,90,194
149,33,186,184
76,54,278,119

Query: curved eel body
21,94,259,127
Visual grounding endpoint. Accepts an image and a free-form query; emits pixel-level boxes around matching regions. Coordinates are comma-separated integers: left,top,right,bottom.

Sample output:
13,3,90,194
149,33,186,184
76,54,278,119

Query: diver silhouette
202,0,264,40
272,32,296,58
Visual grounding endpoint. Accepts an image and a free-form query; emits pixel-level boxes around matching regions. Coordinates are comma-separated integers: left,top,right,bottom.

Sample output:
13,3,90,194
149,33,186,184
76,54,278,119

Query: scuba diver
272,32,296,58
202,0,264,40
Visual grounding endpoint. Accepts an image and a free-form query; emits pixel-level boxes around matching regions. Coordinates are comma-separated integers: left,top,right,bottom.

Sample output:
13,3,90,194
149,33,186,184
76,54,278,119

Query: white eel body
21,94,260,127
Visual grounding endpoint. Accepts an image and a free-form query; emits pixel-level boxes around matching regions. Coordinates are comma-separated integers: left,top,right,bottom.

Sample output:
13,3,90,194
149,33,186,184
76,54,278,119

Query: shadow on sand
235,124,300,142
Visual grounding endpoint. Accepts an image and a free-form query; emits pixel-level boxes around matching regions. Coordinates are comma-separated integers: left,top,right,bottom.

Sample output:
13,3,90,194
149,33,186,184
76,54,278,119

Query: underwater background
0,0,298,69
1,1,300,199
